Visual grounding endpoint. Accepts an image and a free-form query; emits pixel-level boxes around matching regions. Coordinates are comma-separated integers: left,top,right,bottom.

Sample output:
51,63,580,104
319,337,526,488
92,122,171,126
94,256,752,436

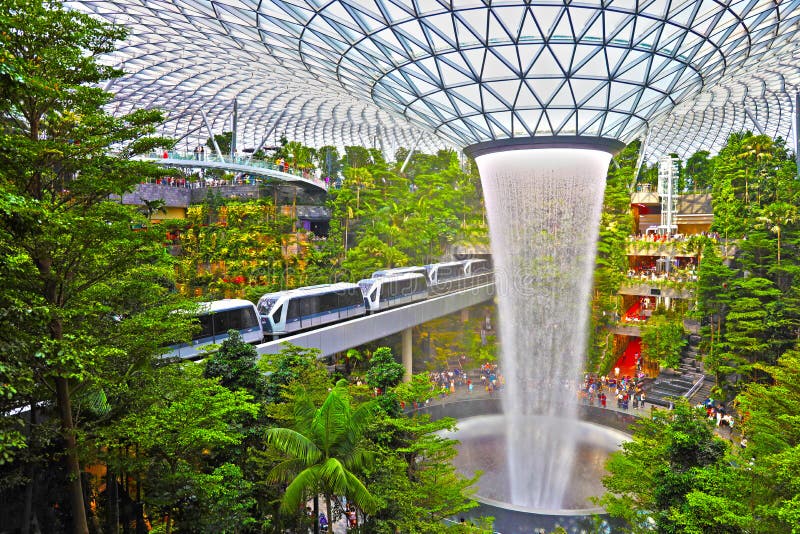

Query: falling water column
466,138,622,510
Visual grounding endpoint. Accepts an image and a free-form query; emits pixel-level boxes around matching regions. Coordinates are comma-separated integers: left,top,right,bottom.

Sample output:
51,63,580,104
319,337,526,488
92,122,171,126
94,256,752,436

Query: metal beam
247,108,288,164
231,97,238,159
400,133,424,173
171,124,205,146
200,109,225,162
795,93,800,180
744,106,765,135
632,127,652,189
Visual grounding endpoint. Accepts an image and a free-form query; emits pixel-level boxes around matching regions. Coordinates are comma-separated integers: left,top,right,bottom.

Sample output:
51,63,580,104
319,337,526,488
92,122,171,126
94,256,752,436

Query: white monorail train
357,272,429,313
257,259,492,339
372,259,491,285
257,283,366,338
164,299,263,359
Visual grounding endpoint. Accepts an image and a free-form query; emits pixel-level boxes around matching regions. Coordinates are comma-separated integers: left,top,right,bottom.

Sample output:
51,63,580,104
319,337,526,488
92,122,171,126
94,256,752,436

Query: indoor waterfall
475,148,612,509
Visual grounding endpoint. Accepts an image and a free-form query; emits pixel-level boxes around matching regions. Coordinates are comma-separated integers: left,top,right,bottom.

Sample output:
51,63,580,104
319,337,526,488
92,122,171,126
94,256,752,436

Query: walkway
140,150,328,191
613,337,641,378
416,376,649,419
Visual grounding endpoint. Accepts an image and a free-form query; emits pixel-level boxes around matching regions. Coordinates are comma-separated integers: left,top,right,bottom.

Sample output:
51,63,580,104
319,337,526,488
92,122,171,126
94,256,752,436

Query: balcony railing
145,151,329,190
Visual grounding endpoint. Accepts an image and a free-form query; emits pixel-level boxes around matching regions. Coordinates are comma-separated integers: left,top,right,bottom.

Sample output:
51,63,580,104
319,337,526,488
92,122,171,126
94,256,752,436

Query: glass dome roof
70,0,800,159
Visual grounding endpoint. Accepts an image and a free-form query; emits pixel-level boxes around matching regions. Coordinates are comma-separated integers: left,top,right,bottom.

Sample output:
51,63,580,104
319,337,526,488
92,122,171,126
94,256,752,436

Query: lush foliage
265,380,379,525
587,141,637,373
0,1,186,531
640,308,687,369
363,415,480,533
171,200,307,297
691,132,800,399
599,400,749,533
737,350,800,532
324,148,487,281
365,347,405,392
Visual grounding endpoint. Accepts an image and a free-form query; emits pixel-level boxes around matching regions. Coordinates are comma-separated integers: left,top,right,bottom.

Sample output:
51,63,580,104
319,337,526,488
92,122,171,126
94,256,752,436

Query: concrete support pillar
402,327,413,383
461,308,470,322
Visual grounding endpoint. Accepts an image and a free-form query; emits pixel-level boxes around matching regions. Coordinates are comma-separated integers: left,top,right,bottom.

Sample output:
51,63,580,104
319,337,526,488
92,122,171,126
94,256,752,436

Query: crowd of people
428,361,505,398
700,397,736,428
580,374,646,410
628,230,720,243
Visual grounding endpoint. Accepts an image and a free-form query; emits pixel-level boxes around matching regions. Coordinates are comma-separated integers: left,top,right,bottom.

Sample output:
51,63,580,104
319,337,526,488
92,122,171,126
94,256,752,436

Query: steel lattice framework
70,0,800,159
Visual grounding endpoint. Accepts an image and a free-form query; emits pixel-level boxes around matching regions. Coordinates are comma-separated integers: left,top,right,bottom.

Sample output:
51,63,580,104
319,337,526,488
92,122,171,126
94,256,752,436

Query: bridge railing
146,151,329,189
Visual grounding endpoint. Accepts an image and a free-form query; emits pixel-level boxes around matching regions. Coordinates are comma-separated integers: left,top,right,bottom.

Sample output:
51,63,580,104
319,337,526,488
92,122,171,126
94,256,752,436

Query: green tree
738,350,800,532
365,347,405,393
204,329,265,396
341,145,372,169
709,277,781,399
364,414,479,532
266,380,379,527
599,399,749,533
316,145,342,178
206,131,233,155
641,312,687,369
755,201,798,265
684,150,713,191
0,2,178,531
261,343,329,407
343,166,374,212
393,373,437,406
97,363,259,534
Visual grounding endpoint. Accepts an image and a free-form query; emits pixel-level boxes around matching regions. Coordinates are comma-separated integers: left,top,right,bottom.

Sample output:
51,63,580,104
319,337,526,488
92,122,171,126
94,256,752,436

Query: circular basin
443,414,630,515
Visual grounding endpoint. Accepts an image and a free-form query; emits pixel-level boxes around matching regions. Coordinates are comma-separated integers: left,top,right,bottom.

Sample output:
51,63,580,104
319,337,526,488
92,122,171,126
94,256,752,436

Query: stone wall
120,183,191,207
190,184,261,203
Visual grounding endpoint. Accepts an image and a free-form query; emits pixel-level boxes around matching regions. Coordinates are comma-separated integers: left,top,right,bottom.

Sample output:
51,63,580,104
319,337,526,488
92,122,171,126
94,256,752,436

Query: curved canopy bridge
140,151,329,192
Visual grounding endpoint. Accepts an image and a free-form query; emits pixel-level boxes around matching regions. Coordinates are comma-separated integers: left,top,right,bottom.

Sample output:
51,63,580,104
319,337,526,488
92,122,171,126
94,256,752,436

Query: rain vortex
475,148,611,509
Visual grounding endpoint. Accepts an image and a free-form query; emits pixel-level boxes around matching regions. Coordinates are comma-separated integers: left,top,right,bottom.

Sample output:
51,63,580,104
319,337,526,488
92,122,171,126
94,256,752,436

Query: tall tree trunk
325,495,332,534
56,375,89,534
107,469,119,534
136,447,146,534
313,495,319,534
22,400,37,534
344,218,349,254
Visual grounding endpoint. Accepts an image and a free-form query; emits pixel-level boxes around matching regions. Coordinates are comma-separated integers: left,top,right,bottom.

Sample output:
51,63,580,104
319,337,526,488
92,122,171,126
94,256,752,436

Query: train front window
270,304,284,324
258,297,277,315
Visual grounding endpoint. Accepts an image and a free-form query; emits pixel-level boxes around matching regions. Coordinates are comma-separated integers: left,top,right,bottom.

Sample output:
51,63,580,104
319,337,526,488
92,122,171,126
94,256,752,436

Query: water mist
474,148,611,509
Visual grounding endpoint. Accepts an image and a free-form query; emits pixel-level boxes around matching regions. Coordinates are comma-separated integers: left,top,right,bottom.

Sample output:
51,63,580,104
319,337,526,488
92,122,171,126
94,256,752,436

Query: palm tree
284,140,303,171
343,166,373,211
755,201,798,265
736,135,774,206
266,380,379,529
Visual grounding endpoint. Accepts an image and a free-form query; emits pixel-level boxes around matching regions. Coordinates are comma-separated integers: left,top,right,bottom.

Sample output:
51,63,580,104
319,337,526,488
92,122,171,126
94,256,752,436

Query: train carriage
164,299,262,360
370,266,428,279
258,283,366,338
358,272,429,313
